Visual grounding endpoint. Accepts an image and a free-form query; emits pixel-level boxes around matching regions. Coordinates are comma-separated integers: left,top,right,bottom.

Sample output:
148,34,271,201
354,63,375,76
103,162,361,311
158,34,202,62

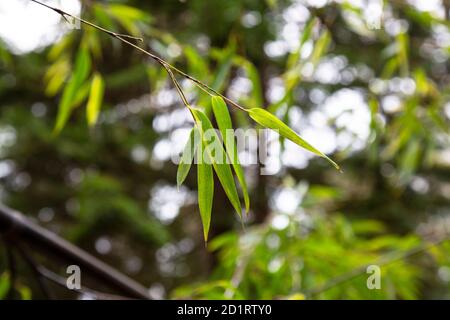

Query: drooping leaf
45,58,70,96
54,47,91,133
197,136,214,242
177,127,200,188
192,108,242,217
211,96,250,213
86,73,105,126
247,108,340,171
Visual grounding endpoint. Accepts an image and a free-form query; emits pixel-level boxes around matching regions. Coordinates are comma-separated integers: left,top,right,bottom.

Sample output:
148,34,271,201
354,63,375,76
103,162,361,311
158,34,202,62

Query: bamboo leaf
54,47,91,133
192,109,242,217
86,73,105,126
211,96,250,213
177,127,200,188
197,137,214,243
247,108,340,171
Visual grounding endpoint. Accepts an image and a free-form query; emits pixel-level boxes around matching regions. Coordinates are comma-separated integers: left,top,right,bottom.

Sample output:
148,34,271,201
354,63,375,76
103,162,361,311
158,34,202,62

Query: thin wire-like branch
30,0,143,42
30,0,248,112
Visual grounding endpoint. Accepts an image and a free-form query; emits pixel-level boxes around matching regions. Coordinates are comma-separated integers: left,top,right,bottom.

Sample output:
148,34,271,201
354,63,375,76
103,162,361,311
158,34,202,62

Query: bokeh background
0,0,449,299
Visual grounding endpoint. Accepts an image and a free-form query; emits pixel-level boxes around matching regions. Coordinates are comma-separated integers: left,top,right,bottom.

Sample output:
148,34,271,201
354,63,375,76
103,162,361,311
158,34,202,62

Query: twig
29,0,248,112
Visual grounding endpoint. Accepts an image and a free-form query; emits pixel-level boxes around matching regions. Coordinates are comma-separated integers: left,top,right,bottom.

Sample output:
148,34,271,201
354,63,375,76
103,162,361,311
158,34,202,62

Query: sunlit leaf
86,73,105,126
177,127,200,188
211,96,250,213
247,108,340,170
54,47,91,133
45,58,70,96
107,4,152,36
192,109,242,217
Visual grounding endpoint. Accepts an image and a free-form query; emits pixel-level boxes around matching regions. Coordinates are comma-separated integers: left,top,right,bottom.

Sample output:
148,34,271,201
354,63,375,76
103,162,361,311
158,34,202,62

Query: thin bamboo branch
30,0,248,112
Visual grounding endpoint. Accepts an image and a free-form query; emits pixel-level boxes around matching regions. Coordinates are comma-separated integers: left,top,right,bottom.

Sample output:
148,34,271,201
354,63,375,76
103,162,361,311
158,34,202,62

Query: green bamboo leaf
192,109,242,217
177,127,200,188
211,96,250,213
247,108,340,171
86,73,105,126
197,138,214,243
54,47,91,133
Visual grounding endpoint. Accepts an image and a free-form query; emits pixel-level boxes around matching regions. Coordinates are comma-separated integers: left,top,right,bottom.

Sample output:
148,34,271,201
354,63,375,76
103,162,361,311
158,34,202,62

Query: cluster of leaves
45,2,152,133
172,183,445,299
42,2,340,242
176,95,339,241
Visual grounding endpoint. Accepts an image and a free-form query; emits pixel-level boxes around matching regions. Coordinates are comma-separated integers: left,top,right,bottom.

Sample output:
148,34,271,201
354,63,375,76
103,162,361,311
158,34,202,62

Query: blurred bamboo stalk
0,203,150,299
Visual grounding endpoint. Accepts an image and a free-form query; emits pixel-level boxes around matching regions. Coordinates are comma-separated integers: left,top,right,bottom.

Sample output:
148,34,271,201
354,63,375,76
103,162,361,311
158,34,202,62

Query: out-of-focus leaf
83,29,102,60
48,35,73,61
310,30,331,67
287,17,316,69
108,4,152,22
177,127,200,188
0,272,10,299
211,96,250,213
397,32,409,76
247,108,340,170
197,135,214,242
184,46,209,78
54,47,91,133
45,58,70,96
86,73,105,126
211,46,235,92
192,109,242,217
399,139,421,181
18,286,32,300
234,57,263,108
107,4,152,36
93,4,117,30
